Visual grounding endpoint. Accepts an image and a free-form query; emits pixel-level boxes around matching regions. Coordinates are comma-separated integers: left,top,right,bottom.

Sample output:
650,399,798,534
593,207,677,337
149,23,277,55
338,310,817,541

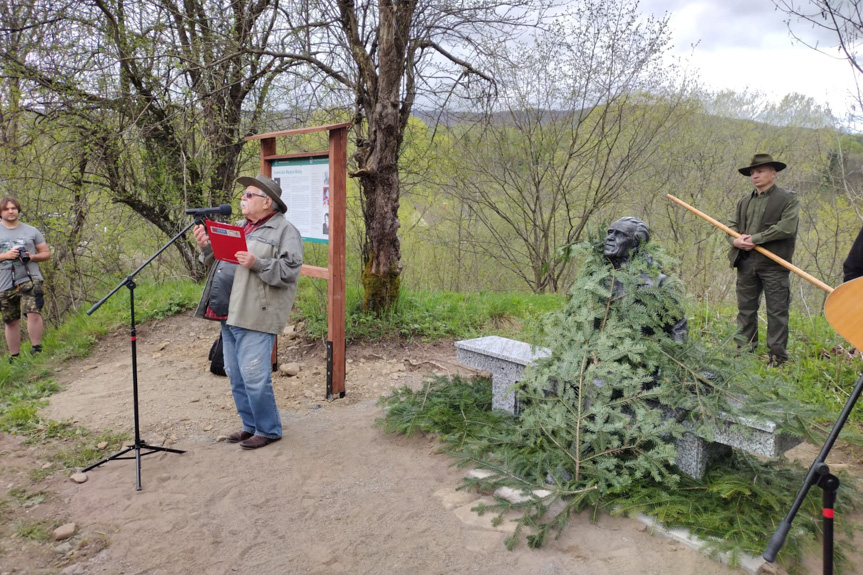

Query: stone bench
675,412,802,479
454,336,801,480
454,336,551,415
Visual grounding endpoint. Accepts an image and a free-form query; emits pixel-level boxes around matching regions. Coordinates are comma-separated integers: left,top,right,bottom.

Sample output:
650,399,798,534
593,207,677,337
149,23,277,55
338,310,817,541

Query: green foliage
13,519,54,542
612,454,862,573
51,430,131,469
688,296,863,432
294,278,562,342
377,243,856,568
517,242,764,494
377,375,511,442
379,373,859,568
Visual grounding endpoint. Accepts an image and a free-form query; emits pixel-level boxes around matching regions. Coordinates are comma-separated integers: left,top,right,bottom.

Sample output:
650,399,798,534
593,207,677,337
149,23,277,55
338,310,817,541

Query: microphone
185,204,232,217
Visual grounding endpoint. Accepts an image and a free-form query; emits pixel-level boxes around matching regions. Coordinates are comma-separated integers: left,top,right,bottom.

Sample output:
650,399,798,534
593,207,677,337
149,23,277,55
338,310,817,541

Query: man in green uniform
728,154,799,367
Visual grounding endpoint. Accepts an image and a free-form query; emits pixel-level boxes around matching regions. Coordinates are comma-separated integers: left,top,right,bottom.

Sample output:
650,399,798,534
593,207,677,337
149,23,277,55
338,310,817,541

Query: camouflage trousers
0,280,44,324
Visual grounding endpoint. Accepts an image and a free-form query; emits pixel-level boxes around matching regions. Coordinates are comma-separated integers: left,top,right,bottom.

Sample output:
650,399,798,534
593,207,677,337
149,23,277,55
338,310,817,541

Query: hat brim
738,161,787,176
236,176,287,213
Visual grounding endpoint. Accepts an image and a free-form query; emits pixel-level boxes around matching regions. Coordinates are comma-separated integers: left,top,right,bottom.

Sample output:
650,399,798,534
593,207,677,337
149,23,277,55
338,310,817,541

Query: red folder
205,220,247,264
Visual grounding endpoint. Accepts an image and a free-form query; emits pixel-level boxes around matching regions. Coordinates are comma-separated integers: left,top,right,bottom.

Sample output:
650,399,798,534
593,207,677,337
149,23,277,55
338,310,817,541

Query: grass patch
29,466,56,483
50,430,131,470
41,278,202,362
689,301,863,430
7,488,48,509
294,280,563,342
14,519,55,542
0,279,191,482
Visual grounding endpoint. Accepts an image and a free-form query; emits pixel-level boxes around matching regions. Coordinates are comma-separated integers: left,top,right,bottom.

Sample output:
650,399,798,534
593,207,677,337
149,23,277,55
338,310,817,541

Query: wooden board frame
246,122,350,399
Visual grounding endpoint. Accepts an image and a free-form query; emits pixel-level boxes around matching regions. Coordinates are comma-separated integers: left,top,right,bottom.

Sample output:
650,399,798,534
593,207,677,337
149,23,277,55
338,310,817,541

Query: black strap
11,259,36,290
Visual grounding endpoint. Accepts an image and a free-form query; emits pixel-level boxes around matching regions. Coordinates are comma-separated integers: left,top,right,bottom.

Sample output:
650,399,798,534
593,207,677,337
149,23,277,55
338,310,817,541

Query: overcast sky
639,0,861,119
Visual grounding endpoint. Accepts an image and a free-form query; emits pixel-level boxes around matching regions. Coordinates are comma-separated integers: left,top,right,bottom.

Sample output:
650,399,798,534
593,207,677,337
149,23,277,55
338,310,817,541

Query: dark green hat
738,153,787,176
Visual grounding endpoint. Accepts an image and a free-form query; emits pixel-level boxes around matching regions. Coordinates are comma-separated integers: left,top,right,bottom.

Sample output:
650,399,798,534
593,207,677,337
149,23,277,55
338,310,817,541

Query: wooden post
327,127,347,397
260,136,278,369
260,138,276,176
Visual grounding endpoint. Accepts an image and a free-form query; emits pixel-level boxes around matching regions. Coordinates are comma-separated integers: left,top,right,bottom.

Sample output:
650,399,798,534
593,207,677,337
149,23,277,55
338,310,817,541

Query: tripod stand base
82,441,185,491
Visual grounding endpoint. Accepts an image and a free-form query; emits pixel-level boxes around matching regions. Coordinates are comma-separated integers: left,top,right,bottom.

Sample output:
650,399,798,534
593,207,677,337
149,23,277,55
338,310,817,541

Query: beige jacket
195,215,303,334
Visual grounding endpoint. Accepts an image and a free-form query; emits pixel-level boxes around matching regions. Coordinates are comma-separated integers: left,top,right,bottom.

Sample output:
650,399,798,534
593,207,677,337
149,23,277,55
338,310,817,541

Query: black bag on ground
208,335,226,377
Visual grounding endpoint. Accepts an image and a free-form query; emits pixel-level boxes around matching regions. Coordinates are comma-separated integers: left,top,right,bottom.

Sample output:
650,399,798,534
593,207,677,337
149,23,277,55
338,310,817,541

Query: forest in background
5,92,861,328
1,0,862,326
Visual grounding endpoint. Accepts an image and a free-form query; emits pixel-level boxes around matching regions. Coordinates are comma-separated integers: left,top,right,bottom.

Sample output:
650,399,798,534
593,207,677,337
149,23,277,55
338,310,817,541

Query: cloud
641,0,859,116
641,0,840,52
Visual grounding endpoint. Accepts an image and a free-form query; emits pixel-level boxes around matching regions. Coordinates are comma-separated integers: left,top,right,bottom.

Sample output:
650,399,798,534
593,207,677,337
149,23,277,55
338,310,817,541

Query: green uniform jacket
727,185,799,268
195,215,303,335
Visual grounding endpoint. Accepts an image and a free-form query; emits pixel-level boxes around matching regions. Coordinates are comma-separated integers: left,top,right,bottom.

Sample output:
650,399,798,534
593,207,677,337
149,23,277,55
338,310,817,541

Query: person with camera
0,196,50,361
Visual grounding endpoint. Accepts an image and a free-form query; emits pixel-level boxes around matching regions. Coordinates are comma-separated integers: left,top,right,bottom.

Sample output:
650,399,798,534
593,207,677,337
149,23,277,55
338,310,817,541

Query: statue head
603,217,650,265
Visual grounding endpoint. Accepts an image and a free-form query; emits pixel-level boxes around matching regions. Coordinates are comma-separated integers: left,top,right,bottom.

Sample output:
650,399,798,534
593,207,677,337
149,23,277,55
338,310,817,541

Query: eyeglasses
242,191,267,200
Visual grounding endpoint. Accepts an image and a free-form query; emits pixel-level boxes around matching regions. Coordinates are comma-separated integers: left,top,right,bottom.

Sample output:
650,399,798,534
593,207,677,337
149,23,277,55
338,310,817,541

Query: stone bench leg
455,347,526,415
674,433,732,480
455,336,552,416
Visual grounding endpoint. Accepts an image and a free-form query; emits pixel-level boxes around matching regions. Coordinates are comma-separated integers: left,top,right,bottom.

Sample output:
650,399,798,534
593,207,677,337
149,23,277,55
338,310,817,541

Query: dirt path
5,311,754,574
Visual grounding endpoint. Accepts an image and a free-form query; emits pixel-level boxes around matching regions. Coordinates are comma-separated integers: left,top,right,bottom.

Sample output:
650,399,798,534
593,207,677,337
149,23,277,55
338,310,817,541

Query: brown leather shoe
240,435,281,450
226,430,254,443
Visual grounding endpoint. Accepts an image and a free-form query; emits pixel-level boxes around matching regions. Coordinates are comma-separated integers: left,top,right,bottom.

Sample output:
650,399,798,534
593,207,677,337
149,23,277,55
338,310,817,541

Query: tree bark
346,0,412,311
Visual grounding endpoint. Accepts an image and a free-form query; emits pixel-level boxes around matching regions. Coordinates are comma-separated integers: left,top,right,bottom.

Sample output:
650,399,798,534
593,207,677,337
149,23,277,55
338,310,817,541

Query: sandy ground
1,311,779,574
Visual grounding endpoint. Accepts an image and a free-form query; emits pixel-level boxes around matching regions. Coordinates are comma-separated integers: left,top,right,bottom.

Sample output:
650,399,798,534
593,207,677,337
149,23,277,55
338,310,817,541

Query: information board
271,156,330,243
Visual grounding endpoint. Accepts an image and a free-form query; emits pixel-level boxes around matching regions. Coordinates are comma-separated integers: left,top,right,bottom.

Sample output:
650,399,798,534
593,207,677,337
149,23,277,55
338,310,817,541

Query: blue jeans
220,323,281,439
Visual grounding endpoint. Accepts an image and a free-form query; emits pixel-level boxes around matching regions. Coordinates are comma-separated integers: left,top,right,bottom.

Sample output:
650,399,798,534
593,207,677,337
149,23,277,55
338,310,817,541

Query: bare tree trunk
358,159,402,311
350,0,409,311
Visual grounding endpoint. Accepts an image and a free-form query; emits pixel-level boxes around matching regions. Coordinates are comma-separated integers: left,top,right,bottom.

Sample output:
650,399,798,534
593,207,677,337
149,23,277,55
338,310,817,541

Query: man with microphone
193,174,303,450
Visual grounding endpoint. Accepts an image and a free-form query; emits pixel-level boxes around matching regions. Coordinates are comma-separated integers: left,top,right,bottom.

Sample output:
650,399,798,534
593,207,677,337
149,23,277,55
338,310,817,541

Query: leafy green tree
1,0,304,279
436,1,688,293
262,0,557,310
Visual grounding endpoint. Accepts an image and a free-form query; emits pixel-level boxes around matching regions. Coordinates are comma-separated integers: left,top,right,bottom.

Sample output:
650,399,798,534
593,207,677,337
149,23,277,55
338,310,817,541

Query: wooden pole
327,127,347,398
666,194,834,294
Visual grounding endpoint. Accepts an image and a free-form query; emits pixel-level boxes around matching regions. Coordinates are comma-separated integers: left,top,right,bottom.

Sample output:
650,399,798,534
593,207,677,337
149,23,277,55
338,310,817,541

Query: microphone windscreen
219,204,232,216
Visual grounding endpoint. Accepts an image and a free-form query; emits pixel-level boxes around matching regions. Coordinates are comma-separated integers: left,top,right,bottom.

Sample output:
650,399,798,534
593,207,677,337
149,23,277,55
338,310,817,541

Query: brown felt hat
236,174,287,213
738,153,787,176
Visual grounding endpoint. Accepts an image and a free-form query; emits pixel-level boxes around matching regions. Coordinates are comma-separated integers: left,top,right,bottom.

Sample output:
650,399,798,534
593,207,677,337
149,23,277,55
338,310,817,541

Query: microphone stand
81,217,208,490
763,371,863,574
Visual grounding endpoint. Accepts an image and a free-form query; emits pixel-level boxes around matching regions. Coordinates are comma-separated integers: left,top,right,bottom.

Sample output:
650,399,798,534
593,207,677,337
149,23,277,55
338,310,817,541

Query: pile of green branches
377,241,861,572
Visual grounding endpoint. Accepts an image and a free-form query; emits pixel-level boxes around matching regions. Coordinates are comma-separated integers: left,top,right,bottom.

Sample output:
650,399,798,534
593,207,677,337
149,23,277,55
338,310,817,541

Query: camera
12,240,30,263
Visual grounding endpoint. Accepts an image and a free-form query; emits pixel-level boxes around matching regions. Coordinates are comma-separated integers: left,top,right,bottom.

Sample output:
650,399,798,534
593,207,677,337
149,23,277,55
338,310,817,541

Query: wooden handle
666,194,834,294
